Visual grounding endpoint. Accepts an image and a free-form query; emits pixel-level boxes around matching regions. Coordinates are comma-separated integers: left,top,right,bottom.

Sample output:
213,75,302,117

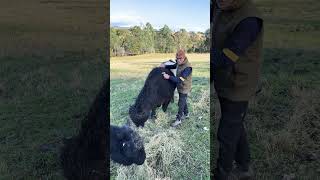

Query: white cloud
151,24,208,32
189,26,209,32
170,24,209,32
110,15,146,27
110,14,209,32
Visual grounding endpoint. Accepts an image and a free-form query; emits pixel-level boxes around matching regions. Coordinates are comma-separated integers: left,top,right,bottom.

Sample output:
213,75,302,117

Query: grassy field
0,54,105,179
110,53,210,179
0,0,319,179
0,0,106,57
0,0,107,179
211,0,320,179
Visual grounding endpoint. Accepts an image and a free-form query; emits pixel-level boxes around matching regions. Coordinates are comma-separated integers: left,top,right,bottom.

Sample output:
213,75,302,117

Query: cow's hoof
149,114,157,120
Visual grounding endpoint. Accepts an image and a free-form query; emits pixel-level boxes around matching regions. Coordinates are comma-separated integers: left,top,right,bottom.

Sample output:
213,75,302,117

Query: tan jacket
177,58,192,94
213,0,264,101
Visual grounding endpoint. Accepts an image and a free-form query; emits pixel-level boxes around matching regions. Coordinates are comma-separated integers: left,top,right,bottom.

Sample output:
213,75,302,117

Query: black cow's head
110,125,146,165
129,105,149,127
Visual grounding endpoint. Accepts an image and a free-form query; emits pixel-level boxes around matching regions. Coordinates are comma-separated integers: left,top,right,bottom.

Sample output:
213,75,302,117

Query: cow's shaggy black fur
60,82,107,180
129,67,176,127
61,81,146,179
110,125,146,165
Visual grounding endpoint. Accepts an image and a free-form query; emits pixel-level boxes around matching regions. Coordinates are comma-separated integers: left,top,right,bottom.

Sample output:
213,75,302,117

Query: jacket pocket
215,66,234,88
232,63,249,88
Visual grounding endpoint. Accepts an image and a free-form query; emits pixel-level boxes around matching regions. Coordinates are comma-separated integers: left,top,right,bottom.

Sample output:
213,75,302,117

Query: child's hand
162,72,170,79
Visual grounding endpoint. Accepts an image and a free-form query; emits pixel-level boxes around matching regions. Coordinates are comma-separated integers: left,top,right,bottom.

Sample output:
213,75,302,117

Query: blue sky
110,0,210,32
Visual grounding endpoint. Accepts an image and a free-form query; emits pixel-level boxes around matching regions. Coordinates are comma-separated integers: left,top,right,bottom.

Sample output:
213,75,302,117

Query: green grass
0,54,105,179
247,48,320,179
110,53,210,179
0,1,107,178
258,0,320,50
1,0,319,179
0,0,107,57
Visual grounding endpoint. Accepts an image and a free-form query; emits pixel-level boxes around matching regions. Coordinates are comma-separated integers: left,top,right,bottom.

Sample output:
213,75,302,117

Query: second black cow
129,67,176,127
110,125,146,165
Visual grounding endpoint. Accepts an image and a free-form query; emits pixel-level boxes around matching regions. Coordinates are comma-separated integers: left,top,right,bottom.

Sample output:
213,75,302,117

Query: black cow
60,82,108,180
61,81,146,180
129,67,176,127
110,125,146,165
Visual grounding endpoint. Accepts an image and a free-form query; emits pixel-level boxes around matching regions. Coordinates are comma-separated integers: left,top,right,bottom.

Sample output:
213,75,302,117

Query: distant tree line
110,23,210,57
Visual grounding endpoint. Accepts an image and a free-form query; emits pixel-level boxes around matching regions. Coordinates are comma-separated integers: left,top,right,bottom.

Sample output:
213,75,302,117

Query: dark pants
214,96,249,180
177,93,188,119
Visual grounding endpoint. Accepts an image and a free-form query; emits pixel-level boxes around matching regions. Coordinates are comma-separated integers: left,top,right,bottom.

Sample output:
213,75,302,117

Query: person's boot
232,164,254,180
171,116,182,127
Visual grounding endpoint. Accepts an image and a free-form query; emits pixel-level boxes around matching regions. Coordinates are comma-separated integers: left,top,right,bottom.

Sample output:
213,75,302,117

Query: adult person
211,0,264,179
160,49,193,127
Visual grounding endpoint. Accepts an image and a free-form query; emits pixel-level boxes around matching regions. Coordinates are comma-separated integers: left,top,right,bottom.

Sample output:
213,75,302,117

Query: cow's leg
150,108,157,119
162,100,170,112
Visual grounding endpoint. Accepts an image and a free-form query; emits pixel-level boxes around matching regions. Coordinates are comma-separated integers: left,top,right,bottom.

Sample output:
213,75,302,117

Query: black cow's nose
135,158,145,165
135,152,146,165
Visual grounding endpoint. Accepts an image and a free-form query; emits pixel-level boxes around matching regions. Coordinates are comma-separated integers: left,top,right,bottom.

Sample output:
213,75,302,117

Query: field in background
0,0,106,57
110,53,210,179
211,0,320,179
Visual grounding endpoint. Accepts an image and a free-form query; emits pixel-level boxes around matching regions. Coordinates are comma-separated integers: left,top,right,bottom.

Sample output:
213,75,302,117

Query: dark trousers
215,96,249,180
177,93,188,119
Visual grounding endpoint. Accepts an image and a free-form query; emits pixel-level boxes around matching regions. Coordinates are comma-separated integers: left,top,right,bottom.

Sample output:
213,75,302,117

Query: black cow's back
143,67,176,100
130,67,176,127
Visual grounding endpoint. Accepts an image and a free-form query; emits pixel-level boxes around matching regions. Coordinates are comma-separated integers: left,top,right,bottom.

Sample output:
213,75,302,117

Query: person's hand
159,63,165,68
211,48,235,69
162,72,170,79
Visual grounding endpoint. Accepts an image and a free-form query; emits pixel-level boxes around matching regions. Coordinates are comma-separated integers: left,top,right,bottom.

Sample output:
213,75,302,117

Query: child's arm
168,67,192,84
